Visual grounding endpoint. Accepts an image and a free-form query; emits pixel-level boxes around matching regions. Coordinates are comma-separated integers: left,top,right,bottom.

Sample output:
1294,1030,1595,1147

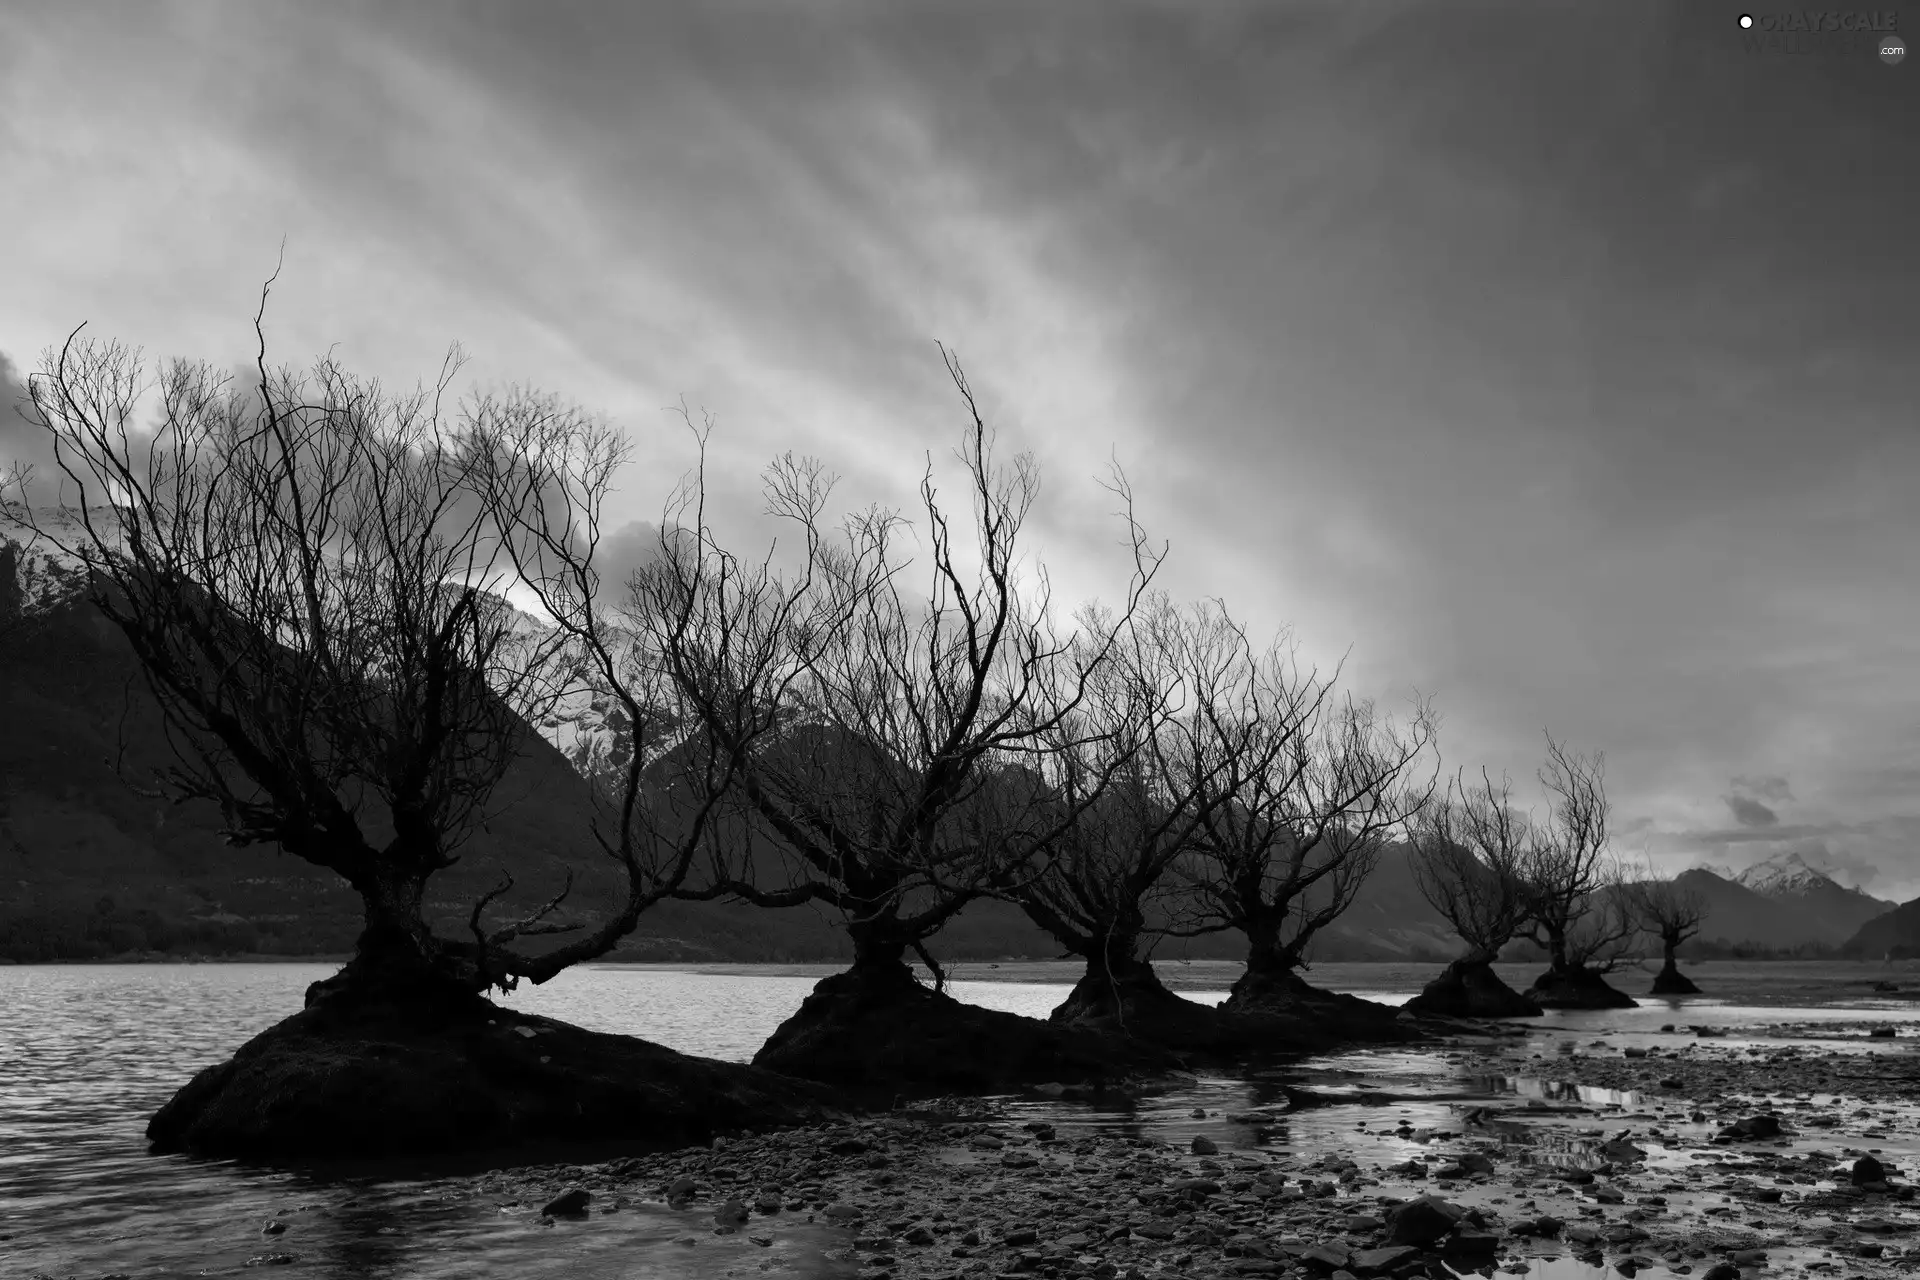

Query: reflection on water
4,962,1916,1278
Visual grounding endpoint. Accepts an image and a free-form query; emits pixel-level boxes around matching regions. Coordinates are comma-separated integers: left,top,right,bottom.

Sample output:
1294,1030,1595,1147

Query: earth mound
1525,965,1639,1009
1404,959,1544,1019
148,970,843,1161
753,962,1186,1096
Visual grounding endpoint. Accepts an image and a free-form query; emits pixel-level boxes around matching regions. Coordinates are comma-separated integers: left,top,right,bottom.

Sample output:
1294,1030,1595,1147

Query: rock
1297,1244,1353,1271
1853,1155,1887,1185
1445,1229,1500,1255
541,1188,591,1217
1170,1178,1222,1196
1716,1114,1782,1140
1702,1265,1739,1280
1387,1196,1462,1246
1350,1245,1422,1274
1192,1135,1219,1155
902,1224,936,1246
1868,1027,1896,1038
968,1134,1004,1150
666,1176,698,1204
261,1221,287,1235
823,1203,862,1223
1001,1151,1039,1169
1004,1228,1039,1247
146,980,844,1160
714,1199,748,1225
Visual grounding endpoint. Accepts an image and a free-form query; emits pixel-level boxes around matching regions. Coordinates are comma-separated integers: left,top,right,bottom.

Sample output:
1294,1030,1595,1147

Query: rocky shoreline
218,1022,1916,1280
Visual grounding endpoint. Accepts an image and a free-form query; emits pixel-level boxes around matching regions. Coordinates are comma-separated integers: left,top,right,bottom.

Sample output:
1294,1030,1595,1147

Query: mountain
1839,896,1920,958
0,507,1894,966
0,510,1055,964
1731,852,1894,939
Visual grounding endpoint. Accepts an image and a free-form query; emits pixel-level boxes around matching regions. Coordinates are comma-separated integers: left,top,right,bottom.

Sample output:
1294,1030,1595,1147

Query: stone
1297,1244,1353,1271
1717,1115,1782,1140
1387,1196,1461,1246
1170,1178,1221,1196
1004,1228,1039,1247
1852,1155,1886,1185
1445,1229,1500,1255
1192,1135,1219,1155
1350,1245,1422,1274
541,1188,590,1217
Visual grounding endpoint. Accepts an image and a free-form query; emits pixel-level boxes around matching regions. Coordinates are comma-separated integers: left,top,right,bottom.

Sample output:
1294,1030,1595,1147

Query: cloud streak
1,2,1915,902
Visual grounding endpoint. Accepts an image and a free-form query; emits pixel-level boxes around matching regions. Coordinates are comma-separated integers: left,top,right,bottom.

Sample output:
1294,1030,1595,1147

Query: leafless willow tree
628,351,1166,1004
1518,737,1638,1006
1406,766,1543,1015
4,287,700,1002
1624,865,1707,994
1007,594,1241,1028
1163,615,1438,1014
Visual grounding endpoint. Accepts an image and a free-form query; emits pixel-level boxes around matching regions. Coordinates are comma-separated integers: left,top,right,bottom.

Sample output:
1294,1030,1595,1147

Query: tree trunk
1545,923,1570,974
1053,931,1178,1023
1221,911,1317,1010
1649,935,1700,995
305,860,481,1011
842,907,923,999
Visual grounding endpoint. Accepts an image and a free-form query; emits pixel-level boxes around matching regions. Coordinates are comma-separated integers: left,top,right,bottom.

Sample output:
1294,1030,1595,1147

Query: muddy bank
343,1063,1916,1280
1501,1021,1920,1105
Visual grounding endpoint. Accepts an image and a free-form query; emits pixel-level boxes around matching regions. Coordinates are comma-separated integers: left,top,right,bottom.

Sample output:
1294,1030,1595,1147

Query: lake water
4,961,1917,1279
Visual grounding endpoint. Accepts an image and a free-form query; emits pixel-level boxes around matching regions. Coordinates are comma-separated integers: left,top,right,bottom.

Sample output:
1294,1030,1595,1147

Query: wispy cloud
2,1,1915,902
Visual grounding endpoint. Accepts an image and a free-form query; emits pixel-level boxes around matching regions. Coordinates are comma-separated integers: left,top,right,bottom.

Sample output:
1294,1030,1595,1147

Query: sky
2,1,1916,900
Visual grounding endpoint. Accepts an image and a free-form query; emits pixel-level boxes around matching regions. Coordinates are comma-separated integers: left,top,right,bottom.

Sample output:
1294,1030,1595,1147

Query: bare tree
1405,767,1544,1017
1008,594,1238,1030
1165,613,1438,1014
1516,736,1637,1006
662,350,1165,1002
7,287,694,1002
1624,864,1707,994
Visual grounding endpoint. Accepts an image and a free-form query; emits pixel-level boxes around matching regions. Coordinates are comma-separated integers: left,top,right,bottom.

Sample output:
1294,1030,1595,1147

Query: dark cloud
1733,775,1794,803
1726,794,1779,828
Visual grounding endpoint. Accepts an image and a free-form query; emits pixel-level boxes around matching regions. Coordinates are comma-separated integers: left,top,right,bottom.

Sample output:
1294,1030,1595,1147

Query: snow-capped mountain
1736,850,1877,899
1727,851,1894,942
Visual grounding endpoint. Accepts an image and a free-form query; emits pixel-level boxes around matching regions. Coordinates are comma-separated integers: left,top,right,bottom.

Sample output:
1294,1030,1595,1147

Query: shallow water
2,962,1915,1278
